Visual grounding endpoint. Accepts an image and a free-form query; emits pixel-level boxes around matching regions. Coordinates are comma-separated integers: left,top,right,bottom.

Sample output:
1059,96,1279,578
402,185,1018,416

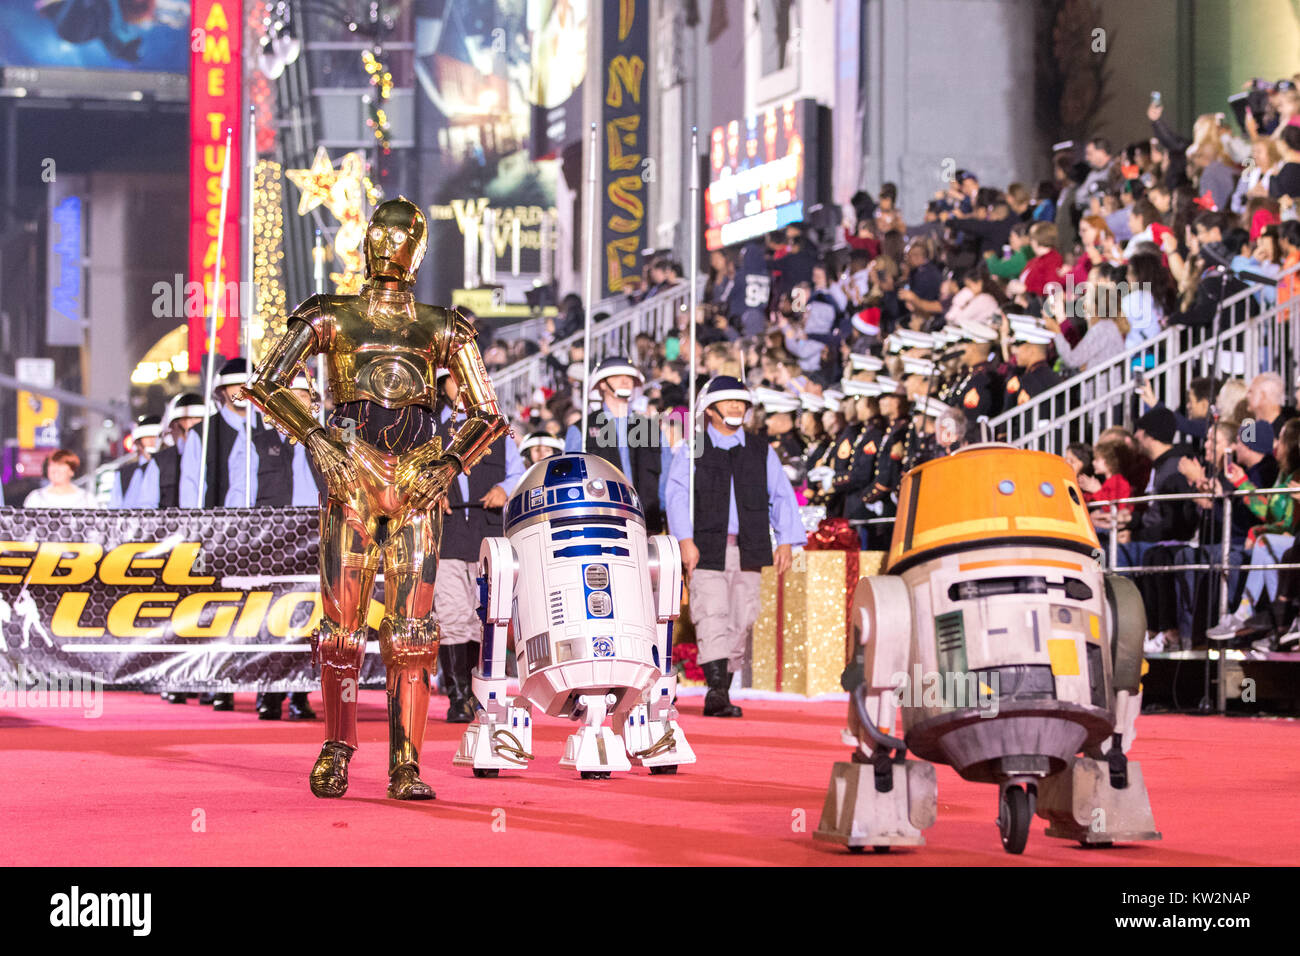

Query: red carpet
1,692,1295,866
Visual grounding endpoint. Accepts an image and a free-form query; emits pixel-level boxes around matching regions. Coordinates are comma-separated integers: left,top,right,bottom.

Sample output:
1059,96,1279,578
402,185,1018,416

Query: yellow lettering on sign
99,543,166,586
606,56,644,108
0,542,37,584
172,592,241,638
267,592,322,638
51,592,105,638
26,543,103,587
605,236,641,291
618,0,636,40
450,197,490,235
162,543,216,586
207,67,225,96
235,591,273,638
606,175,644,230
206,112,225,141
108,592,178,638
204,3,229,33
203,35,230,65
606,115,641,170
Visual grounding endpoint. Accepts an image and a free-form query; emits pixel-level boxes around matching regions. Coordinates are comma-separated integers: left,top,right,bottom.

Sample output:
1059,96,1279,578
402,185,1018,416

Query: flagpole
314,230,327,424
688,126,700,517
581,121,597,454
196,127,234,509
243,105,256,507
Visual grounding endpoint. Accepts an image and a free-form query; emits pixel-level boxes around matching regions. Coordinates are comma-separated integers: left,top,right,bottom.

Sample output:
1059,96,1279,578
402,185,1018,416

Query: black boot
440,644,474,723
288,692,316,720
456,642,480,722
211,693,235,711
257,693,284,720
702,659,743,717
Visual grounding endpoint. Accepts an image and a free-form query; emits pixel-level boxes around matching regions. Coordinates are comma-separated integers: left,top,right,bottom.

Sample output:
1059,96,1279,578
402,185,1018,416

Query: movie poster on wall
414,0,574,304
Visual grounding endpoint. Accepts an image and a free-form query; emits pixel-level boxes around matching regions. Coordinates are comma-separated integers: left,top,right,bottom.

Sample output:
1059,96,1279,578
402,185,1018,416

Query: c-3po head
365,197,428,287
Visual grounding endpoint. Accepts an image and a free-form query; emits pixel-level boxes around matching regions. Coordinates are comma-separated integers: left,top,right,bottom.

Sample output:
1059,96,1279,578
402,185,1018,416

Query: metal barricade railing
990,263,1300,452
837,479,1300,714
488,281,698,415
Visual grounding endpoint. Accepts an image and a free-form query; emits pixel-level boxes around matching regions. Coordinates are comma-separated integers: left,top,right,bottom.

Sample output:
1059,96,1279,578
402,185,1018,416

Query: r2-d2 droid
454,453,696,778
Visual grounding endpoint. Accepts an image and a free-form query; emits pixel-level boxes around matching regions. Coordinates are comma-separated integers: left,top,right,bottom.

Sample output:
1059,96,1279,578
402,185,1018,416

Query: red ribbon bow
804,518,862,666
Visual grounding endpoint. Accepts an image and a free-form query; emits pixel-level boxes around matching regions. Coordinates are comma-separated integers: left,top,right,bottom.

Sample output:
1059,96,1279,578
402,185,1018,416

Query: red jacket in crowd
1020,248,1065,296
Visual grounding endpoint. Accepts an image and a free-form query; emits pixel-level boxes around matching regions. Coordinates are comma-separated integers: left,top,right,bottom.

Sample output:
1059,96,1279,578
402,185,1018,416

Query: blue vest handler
180,356,261,712
252,371,324,722
664,376,806,717
434,368,525,722
109,415,163,509
565,355,664,533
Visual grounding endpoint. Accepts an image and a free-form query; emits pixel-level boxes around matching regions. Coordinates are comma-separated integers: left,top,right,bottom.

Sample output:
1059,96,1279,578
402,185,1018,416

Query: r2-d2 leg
559,691,632,778
454,537,535,778
616,535,696,774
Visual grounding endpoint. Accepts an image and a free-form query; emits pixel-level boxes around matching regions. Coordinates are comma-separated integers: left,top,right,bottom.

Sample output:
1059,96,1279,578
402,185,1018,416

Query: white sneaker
1279,621,1300,650
1143,632,1166,654
1207,611,1249,641
1160,629,1184,651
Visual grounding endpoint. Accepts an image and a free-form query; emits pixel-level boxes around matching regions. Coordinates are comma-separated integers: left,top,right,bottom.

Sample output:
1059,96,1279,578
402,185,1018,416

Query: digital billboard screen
704,98,820,251
0,1,191,73
0,1,190,99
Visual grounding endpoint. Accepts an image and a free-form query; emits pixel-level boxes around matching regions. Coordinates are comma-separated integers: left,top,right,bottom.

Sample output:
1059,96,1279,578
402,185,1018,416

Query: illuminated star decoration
285,146,384,294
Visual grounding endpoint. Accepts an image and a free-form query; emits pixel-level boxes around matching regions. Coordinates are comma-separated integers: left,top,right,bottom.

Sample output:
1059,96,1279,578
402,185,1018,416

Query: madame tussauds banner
0,507,387,692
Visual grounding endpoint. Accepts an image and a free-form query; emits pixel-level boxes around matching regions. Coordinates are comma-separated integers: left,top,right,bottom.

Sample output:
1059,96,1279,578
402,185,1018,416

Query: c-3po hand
410,457,460,512
305,431,360,499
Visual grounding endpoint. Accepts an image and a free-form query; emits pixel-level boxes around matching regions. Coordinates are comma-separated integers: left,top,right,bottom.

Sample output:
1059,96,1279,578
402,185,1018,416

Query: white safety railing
490,291,633,349
990,264,1300,452
490,281,698,414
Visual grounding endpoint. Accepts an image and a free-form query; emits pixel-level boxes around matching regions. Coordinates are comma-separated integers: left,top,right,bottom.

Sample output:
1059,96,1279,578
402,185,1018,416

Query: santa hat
851,307,881,337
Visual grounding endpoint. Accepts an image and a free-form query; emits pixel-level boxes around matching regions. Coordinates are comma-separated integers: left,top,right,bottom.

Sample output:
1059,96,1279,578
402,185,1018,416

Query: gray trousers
689,544,761,672
434,557,480,646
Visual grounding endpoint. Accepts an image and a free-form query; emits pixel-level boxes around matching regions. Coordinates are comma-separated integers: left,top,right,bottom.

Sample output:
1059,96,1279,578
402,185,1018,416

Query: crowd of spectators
10,79,1300,659
494,76,1300,656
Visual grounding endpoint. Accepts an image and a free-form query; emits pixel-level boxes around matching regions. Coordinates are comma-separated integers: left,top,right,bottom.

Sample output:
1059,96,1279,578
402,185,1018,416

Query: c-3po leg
380,511,441,800
616,535,696,774
311,497,381,798
454,536,534,777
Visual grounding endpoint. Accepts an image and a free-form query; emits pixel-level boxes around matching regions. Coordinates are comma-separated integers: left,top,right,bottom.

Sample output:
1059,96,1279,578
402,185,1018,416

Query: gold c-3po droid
245,197,506,800
816,445,1160,853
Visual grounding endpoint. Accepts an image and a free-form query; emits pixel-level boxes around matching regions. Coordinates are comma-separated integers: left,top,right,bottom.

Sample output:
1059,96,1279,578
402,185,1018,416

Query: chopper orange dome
885,444,1100,573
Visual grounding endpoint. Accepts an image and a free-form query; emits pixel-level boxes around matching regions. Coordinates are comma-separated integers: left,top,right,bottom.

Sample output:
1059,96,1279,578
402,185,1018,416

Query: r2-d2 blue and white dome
454,453,696,778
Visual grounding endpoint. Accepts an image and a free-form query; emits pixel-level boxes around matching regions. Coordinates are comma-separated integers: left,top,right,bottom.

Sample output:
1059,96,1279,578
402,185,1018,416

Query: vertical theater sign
601,0,648,298
188,0,243,371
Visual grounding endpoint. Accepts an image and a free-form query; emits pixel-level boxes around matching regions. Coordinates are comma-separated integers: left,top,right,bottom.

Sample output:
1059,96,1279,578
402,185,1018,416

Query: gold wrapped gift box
751,550,885,696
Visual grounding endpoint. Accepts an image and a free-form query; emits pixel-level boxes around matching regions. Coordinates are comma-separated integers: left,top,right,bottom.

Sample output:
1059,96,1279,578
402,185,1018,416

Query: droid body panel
816,444,1158,853
455,453,695,778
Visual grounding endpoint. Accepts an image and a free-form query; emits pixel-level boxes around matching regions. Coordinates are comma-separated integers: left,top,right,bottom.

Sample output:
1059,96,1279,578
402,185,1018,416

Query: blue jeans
1243,533,1295,610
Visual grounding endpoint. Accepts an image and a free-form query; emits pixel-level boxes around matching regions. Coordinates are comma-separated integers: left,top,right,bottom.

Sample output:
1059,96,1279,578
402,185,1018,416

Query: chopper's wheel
998,784,1032,855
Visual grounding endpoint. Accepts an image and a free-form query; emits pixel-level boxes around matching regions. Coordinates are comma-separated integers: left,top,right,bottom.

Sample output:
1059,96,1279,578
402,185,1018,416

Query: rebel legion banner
0,507,386,692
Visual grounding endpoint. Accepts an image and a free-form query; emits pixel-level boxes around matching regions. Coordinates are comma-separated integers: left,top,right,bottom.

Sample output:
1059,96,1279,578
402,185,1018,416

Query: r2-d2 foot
453,672,534,778
559,692,631,779
617,672,696,774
